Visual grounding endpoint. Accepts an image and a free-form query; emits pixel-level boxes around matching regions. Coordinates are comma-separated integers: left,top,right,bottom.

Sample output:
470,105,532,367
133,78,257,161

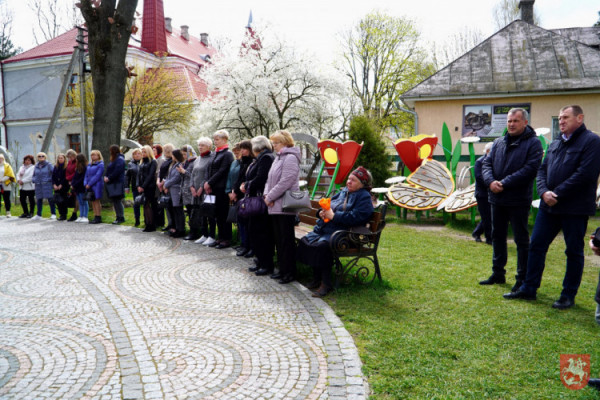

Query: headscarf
350,166,372,192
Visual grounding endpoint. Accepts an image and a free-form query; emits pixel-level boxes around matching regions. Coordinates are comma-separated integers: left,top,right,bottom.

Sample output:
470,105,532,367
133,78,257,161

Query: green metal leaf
441,122,452,168
451,139,461,179
468,143,476,166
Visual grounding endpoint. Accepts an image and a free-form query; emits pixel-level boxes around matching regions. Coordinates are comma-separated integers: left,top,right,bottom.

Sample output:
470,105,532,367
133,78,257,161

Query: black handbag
52,192,65,205
105,181,124,199
65,193,76,208
134,193,146,206
226,202,238,223
237,194,267,218
84,189,95,202
157,194,172,209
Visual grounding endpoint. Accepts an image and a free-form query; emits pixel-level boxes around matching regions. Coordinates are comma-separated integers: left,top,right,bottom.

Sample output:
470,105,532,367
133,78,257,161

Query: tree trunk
80,0,138,160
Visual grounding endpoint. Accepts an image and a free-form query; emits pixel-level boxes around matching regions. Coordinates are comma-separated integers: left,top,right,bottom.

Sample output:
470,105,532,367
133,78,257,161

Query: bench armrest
328,225,383,254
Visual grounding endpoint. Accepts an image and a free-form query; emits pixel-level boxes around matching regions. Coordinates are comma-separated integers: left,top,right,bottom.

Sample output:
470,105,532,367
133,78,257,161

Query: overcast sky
5,0,599,63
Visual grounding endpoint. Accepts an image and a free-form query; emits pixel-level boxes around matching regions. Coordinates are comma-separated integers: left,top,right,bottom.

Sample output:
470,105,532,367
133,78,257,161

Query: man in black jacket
505,105,600,309
472,142,493,244
479,108,543,291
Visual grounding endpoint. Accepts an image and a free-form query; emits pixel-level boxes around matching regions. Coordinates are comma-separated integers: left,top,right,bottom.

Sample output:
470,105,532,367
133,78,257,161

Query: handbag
65,192,76,208
157,194,172,209
52,192,65,205
84,189,95,202
226,202,238,223
199,194,216,217
282,189,311,212
134,193,146,206
105,181,124,199
237,194,267,218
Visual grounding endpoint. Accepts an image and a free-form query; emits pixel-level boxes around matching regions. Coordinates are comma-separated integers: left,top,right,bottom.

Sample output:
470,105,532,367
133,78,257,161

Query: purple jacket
264,146,301,215
84,161,105,199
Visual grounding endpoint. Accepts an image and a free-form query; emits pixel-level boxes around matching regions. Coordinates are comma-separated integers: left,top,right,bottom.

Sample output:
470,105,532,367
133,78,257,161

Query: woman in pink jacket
264,130,301,284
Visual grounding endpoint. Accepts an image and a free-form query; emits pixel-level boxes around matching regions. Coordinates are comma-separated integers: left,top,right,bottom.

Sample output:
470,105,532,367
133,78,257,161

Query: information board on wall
462,103,531,141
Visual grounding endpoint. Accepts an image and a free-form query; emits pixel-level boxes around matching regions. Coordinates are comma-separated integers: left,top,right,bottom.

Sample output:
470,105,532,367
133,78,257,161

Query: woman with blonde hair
31,152,55,220
84,149,105,224
126,148,143,226
264,130,301,284
0,154,16,217
104,144,126,224
137,145,158,231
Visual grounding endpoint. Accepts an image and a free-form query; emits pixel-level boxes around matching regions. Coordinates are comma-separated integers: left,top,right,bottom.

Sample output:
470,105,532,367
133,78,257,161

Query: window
65,74,79,107
68,134,81,153
552,117,560,141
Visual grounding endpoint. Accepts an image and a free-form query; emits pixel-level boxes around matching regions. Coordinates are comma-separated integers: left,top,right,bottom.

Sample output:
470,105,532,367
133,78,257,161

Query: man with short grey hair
479,108,543,291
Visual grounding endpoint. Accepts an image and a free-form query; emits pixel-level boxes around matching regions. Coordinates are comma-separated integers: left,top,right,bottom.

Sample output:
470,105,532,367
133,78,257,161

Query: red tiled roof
3,28,78,63
163,66,209,101
3,25,217,67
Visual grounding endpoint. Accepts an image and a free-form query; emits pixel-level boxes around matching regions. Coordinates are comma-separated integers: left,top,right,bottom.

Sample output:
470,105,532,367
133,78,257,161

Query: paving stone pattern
0,218,368,399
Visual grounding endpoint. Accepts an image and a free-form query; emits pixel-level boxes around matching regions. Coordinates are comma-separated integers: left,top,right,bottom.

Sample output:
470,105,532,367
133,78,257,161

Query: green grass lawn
325,210,600,399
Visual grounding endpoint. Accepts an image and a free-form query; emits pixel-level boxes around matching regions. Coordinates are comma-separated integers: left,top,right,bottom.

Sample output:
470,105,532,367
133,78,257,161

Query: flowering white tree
199,25,350,141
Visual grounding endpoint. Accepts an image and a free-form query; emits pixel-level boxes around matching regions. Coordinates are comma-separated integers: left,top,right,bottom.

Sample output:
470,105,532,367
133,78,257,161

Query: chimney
141,0,168,54
165,17,172,33
519,0,535,24
200,32,209,47
180,25,189,40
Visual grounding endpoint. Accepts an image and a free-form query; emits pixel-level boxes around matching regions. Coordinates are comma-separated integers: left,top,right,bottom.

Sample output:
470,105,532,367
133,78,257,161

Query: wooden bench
295,199,387,286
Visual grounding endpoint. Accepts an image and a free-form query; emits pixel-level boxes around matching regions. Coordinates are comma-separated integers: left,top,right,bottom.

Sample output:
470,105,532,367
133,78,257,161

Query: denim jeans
490,204,531,281
521,208,588,300
76,192,89,218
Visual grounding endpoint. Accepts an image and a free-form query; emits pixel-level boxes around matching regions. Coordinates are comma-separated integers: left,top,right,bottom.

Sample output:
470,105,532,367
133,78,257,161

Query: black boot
135,218,140,227
68,212,78,222
89,216,102,224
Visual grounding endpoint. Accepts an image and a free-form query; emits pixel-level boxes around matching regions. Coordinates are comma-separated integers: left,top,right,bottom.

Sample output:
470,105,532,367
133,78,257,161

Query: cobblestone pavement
0,218,368,399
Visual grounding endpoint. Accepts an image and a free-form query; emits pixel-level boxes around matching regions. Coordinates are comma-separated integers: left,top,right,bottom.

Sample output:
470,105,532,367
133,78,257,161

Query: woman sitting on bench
298,166,374,297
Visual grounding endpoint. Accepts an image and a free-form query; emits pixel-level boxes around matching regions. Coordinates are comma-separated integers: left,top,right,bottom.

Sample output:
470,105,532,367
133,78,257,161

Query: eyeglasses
37,156,45,158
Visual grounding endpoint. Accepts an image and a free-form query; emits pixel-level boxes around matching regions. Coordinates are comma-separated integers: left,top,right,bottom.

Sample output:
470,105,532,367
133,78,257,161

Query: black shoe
236,247,248,257
89,216,102,224
255,268,273,276
134,219,140,227
171,231,186,238
588,378,600,390
207,240,219,248
244,250,255,258
479,274,506,285
58,215,67,221
215,241,231,249
485,240,492,245
472,234,482,243
503,290,536,300
19,214,29,218
68,213,78,222
552,296,575,310
248,266,260,273
161,226,172,232
112,219,123,225
311,284,332,298
270,273,282,280
306,280,321,290
142,226,156,232
278,275,295,284
511,280,523,292
183,235,198,241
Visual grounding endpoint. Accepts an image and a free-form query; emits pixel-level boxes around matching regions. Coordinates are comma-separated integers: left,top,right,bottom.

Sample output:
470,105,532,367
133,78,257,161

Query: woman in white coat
17,154,36,218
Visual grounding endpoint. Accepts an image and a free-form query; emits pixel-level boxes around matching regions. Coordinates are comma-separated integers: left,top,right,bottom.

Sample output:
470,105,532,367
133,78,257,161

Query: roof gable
402,21,600,101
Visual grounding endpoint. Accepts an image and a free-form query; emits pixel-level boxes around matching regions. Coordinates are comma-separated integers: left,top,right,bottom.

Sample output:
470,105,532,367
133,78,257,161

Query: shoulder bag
237,194,267,218
282,189,311,212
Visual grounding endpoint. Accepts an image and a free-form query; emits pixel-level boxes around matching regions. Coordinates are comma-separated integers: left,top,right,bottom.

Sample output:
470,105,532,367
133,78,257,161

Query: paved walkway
0,218,368,399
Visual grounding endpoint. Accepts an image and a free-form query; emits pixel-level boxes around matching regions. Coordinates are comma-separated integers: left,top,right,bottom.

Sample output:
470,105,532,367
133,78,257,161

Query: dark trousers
214,190,232,242
0,190,11,211
272,214,296,277
490,203,530,281
473,195,491,242
20,190,35,215
249,212,274,271
172,206,186,233
297,237,334,288
521,208,588,300
143,195,157,229
238,216,249,248
132,194,141,221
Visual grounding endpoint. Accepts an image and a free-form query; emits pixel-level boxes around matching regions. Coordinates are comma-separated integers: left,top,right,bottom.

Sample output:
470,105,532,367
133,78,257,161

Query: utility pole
77,27,90,158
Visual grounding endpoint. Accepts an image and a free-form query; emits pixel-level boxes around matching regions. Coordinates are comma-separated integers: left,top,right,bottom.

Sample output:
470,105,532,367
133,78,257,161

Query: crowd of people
0,129,376,297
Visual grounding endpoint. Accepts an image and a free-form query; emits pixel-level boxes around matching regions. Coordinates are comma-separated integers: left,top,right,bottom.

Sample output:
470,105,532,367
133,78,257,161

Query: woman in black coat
52,153,71,220
137,145,158,232
242,136,275,276
126,148,142,226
